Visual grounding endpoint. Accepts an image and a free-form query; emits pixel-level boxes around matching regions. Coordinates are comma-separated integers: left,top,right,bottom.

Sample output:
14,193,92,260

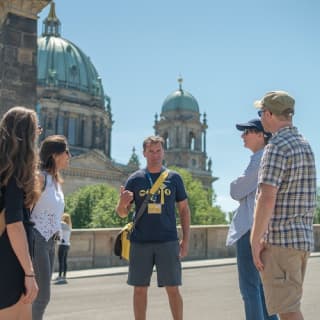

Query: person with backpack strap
116,135,190,320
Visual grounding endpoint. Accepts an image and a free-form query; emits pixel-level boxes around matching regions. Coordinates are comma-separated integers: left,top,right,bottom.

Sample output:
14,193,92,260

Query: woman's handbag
114,169,169,261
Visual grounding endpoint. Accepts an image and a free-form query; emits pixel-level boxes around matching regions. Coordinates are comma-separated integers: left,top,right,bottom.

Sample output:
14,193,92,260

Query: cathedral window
57,115,64,135
68,117,79,145
189,132,195,150
47,116,53,130
163,132,169,150
69,64,78,78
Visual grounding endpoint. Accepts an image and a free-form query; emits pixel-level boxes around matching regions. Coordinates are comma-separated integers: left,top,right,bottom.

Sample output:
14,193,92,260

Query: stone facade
0,0,50,116
56,224,320,270
61,150,130,194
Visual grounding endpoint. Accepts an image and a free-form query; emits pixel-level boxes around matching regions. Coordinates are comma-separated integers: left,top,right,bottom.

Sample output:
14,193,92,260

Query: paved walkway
47,253,320,319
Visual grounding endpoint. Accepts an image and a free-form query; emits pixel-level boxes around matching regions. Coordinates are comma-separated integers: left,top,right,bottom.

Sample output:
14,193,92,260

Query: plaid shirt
258,126,317,251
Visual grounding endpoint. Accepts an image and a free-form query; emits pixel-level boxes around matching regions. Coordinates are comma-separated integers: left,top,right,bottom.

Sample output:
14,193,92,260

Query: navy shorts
128,240,181,287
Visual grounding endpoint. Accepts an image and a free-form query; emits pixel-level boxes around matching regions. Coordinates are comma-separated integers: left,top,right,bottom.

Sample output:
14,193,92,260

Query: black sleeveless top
0,177,30,309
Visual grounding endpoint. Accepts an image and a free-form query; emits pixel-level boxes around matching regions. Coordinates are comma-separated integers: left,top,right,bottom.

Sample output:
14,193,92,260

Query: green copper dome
37,2,105,106
162,78,199,113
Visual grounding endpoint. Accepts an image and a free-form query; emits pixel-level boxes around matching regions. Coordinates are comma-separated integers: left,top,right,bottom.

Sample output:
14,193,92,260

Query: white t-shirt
31,173,65,241
60,221,71,246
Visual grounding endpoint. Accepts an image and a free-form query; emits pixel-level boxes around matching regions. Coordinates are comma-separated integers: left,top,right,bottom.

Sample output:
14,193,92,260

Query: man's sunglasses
243,128,259,135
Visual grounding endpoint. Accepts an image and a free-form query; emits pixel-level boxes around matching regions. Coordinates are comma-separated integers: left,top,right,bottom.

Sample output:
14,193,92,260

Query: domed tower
154,77,215,189
36,2,129,195
37,2,112,157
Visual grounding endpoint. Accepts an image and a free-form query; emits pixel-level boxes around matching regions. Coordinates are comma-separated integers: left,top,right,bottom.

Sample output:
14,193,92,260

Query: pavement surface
46,253,320,319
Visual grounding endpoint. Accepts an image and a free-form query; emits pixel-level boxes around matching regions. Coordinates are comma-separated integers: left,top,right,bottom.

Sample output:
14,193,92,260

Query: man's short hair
143,135,164,151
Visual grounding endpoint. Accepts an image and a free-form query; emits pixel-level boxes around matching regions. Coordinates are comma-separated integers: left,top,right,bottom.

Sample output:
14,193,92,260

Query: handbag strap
133,169,169,228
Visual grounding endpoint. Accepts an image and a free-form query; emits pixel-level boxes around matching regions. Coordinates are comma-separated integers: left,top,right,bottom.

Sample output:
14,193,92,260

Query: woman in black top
0,107,41,319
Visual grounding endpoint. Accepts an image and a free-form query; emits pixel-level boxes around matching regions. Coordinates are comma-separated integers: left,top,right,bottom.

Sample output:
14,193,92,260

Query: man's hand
119,186,133,206
179,239,189,259
251,238,265,271
116,186,133,218
250,184,277,271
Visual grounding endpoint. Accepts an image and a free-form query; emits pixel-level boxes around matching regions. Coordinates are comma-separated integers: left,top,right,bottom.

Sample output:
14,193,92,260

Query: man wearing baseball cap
250,91,317,320
227,118,277,320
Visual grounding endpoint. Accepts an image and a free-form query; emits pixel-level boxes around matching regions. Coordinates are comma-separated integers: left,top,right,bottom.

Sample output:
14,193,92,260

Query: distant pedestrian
251,91,317,320
226,118,277,320
55,213,72,284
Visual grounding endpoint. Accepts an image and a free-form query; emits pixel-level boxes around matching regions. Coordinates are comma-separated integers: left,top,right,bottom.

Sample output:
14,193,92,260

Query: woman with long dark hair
0,106,41,320
31,135,70,320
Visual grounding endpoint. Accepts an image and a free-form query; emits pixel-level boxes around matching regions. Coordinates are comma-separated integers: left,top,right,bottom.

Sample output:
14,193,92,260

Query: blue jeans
236,231,278,320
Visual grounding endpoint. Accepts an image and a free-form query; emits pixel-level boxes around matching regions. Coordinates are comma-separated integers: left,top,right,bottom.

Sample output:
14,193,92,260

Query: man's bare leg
133,286,148,320
166,286,183,320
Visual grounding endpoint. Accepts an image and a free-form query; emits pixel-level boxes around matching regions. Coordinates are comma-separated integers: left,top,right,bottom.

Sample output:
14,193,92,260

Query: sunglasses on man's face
258,109,267,117
243,128,259,136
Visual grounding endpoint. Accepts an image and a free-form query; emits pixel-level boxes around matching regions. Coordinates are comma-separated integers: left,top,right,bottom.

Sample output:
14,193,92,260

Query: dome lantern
42,1,61,37
161,77,199,113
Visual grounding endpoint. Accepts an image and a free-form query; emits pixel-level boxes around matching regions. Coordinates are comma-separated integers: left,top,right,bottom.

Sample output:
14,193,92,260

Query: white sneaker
53,276,61,282
55,276,68,284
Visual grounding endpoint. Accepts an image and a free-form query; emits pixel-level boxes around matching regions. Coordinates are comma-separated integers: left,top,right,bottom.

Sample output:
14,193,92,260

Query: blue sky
38,1,320,213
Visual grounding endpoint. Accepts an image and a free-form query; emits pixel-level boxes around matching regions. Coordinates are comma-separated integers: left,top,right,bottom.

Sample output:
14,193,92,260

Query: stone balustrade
60,225,320,270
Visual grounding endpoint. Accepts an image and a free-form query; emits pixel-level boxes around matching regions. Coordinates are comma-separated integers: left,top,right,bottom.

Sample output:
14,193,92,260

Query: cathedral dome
37,3,105,107
162,78,199,113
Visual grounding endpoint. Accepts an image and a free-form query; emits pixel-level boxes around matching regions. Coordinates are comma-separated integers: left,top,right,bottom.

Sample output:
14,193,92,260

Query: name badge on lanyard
148,203,162,214
146,170,163,215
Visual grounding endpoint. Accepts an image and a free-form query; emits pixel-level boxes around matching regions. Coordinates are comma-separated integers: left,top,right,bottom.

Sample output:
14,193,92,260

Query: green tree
169,167,227,225
65,184,130,228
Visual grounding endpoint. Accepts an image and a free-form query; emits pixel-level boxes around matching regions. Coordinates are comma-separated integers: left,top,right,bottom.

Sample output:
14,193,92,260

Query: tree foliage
65,184,131,228
169,166,227,225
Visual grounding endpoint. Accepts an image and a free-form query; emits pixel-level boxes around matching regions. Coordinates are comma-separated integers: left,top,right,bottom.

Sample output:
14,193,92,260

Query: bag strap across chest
133,169,169,228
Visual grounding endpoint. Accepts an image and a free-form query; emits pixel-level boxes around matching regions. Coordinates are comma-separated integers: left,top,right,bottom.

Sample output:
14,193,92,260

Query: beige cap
254,90,295,115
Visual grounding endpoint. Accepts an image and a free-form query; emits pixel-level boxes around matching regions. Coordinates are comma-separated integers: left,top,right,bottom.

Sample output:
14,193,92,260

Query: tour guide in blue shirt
116,135,191,320
226,119,277,320
251,91,317,320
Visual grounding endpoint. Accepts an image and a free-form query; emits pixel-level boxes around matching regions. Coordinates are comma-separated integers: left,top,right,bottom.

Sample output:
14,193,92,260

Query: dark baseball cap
236,118,271,138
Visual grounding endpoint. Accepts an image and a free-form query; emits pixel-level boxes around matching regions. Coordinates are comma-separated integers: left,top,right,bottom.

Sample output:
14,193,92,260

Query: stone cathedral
0,1,215,194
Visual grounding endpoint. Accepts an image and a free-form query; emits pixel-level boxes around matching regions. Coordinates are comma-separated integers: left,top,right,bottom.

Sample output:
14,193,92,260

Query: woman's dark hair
39,135,68,184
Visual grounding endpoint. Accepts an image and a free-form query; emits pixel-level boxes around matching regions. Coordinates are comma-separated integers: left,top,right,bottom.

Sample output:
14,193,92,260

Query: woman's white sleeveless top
31,173,65,241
